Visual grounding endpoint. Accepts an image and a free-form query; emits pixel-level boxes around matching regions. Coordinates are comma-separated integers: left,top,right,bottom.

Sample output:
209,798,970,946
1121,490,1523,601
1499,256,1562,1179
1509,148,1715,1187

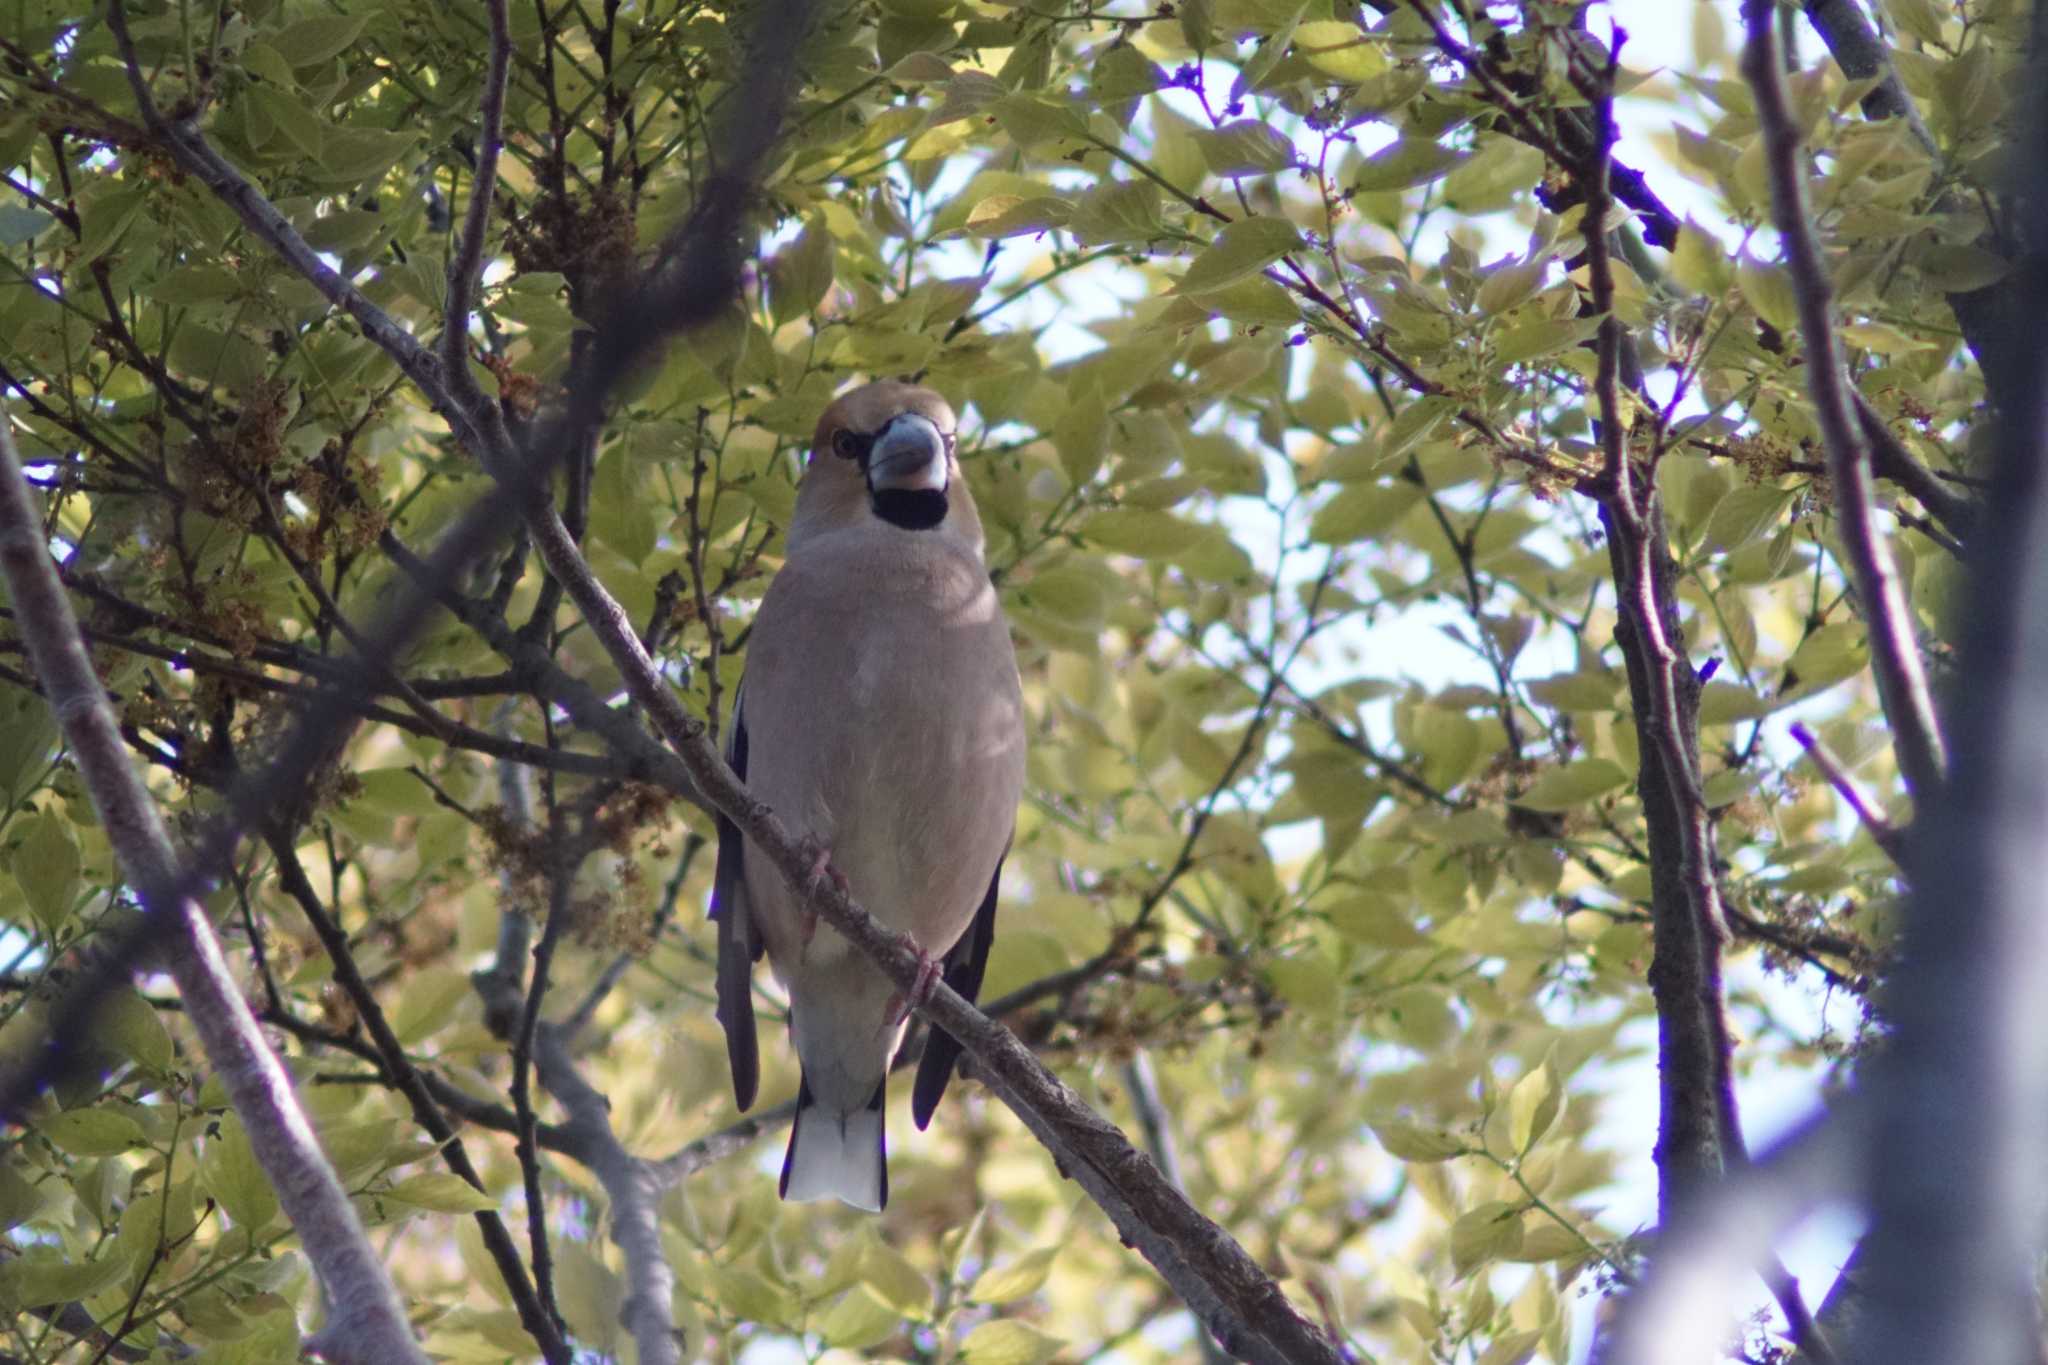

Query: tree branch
442,0,512,400
0,408,427,1365
263,832,573,1364
1743,0,1948,803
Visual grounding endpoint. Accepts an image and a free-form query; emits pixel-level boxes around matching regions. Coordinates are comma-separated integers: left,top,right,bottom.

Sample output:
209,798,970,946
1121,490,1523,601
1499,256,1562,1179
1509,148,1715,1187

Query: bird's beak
864,414,950,494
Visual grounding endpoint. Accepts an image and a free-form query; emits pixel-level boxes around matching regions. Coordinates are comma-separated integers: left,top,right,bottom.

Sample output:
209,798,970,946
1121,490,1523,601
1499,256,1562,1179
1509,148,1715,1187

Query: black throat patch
869,487,949,531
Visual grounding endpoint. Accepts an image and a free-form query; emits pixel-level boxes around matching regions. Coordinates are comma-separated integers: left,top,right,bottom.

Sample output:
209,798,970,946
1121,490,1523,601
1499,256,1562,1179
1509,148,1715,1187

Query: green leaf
964,194,1073,239
1451,1201,1525,1276
1786,623,1868,690
1309,480,1425,544
240,40,299,88
0,1245,129,1309
388,967,472,1046
149,264,245,304
11,811,81,934
1703,484,1795,553
1324,896,1430,948
861,1240,932,1319
252,87,324,157
1442,137,1545,212
1524,670,1621,712
1193,120,1296,177
75,184,148,265
1916,242,2010,291
96,990,174,1074
1493,316,1603,366
971,1246,1057,1304
1351,136,1468,192
1371,1120,1467,1162
818,1286,902,1350
1175,216,1302,294
1053,390,1109,485
1265,951,1341,1015
0,204,55,247
202,1114,280,1231
1296,20,1385,82
1474,258,1548,316
1508,1057,1561,1154
1697,681,1772,724
1081,508,1203,557
1736,255,1799,332
1670,220,1732,295
961,1319,1067,1365
384,1172,499,1214
42,1107,145,1157
1513,758,1629,811
1070,179,1164,244
989,93,1090,148
273,12,372,67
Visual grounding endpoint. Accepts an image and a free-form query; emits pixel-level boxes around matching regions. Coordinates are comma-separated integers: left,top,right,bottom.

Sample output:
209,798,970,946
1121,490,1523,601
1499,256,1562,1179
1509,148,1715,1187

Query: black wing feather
711,691,762,1111
910,853,1004,1130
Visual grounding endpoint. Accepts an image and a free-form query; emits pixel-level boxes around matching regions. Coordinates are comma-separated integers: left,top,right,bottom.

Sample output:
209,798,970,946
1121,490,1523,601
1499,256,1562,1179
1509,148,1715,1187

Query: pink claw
795,836,849,955
884,944,943,1028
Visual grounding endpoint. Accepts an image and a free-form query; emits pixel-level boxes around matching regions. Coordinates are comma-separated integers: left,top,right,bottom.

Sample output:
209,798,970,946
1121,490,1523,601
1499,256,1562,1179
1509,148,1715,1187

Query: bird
710,380,1027,1212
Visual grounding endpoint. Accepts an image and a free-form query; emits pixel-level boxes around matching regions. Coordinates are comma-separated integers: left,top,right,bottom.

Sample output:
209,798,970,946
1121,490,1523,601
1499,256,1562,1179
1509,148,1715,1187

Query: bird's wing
910,848,1005,1130
711,687,762,1112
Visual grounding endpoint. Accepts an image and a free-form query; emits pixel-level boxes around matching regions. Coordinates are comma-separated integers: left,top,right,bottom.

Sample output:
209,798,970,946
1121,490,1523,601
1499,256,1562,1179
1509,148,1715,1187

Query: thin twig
443,0,513,398
1787,722,1905,865
1743,0,1947,802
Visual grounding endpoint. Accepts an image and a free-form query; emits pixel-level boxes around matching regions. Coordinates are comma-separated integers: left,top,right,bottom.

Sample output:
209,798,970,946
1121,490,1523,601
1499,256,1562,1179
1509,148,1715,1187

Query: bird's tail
780,1074,888,1212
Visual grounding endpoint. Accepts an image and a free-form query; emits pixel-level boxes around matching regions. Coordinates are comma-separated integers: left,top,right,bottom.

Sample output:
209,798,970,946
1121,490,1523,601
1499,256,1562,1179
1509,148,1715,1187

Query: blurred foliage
0,0,2016,1359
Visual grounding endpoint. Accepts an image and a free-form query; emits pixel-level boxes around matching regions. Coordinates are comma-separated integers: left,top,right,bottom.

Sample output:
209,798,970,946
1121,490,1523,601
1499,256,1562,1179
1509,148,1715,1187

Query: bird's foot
884,943,942,1028
795,835,849,953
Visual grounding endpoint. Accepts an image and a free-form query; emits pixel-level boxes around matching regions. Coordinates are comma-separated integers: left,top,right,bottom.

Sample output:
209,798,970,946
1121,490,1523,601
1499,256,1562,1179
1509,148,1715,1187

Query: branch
263,833,573,1364
476,761,680,1365
1800,0,1938,153
1121,1054,1233,1365
0,409,426,1365
675,717,1339,1364
1611,1104,1864,1365
1787,721,1905,866
1847,23,2048,1354
1853,392,1975,546
442,0,512,399
1743,0,1948,803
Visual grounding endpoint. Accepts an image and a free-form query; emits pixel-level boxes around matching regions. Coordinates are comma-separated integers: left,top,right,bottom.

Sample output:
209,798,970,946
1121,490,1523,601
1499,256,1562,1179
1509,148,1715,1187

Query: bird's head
795,381,983,553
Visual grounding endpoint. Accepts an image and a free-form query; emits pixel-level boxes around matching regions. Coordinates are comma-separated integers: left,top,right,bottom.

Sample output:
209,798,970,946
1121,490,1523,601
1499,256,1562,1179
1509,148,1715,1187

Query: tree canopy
0,0,2038,1362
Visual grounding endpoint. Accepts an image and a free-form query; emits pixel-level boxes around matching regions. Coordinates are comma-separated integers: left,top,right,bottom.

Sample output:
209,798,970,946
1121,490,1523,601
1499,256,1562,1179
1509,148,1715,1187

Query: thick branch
0,409,426,1365
1743,0,1948,803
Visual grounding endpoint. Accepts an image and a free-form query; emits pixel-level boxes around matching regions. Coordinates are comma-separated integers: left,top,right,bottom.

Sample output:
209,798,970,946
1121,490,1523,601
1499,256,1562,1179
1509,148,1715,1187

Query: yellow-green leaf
1514,758,1628,811
961,1319,1067,1365
1176,217,1303,295
971,1246,1057,1304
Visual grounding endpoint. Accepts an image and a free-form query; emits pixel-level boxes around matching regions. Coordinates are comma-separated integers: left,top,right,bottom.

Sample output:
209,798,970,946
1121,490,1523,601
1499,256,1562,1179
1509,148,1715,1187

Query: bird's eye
832,430,865,461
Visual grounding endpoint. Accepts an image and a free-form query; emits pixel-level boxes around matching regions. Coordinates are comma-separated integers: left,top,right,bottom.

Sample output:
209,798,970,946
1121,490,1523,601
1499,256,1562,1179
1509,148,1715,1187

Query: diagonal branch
0,408,427,1365
1742,0,1948,803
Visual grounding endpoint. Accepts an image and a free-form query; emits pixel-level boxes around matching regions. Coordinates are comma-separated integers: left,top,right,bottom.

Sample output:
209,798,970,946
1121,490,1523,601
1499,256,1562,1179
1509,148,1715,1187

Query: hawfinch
711,381,1027,1211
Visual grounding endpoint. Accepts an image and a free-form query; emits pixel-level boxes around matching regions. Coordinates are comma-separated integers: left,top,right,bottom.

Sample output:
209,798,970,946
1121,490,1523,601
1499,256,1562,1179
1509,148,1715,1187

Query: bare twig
1787,722,1905,865
0,408,426,1365
1743,0,1947,803
1121,1054,1231,1365
443,0,513,399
